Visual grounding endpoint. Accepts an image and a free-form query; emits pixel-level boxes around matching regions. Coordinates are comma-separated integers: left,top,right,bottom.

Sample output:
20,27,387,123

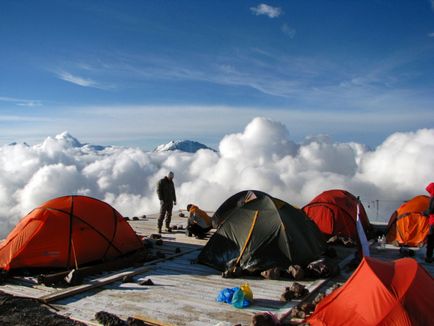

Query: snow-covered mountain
153,140,216,153
53,131,108,151
8,142,30,147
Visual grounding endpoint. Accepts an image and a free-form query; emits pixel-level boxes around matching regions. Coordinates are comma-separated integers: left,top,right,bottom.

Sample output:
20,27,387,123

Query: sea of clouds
1,117,433,238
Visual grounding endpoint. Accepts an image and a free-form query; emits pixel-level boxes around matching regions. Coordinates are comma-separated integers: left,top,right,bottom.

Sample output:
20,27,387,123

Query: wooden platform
1,211,433,325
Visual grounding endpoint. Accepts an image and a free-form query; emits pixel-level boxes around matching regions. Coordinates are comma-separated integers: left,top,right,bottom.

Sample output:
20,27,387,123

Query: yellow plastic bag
240,282,253,302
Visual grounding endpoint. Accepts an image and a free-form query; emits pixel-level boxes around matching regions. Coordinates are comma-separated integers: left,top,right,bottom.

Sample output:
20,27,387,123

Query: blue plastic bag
231,287,251,308
216,287,238,304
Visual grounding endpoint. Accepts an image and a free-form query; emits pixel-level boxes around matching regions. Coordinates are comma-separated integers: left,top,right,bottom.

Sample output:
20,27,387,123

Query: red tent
386,195,430,247
0,195,143,271
307,257,434,326
302,189,371,241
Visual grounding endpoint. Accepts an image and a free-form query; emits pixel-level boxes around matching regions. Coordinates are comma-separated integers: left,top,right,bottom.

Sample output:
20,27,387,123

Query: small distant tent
307,257,434,326
302,189,371,241
198,190,326,273
386,195,430,247
0,196,143,271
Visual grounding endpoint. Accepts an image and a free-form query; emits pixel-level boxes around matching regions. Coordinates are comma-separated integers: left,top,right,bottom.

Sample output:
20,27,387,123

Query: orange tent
386,195,430,247
0,196,143,271
307,257,434,326
302,189,371,241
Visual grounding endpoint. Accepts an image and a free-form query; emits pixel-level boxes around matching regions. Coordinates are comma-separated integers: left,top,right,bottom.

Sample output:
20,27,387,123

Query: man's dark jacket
157,177,176,204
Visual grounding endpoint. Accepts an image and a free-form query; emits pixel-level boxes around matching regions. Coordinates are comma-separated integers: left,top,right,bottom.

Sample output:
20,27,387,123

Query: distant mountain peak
55,131,82,147
8,142,30,147
153,140,216,153
50,131,107,151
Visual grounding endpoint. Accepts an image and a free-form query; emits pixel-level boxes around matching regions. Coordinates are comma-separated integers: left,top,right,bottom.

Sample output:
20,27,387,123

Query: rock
95,311,127,326
307,258,340,278
138,278,154,286
280,287,293,302
261,267,281,280
0,292,86,325
299,303,315,314
250,312,278,326
312,292,325,305
296,310,306,319
287,265,304,280
290,282,309,298
289,306,300,317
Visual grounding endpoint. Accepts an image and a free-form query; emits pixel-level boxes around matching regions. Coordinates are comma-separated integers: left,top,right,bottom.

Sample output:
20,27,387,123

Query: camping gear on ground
216,282,253,308
302,189,371,243
386,195,430,247
0,195,143,271
307,256,434,326
199,190,326,275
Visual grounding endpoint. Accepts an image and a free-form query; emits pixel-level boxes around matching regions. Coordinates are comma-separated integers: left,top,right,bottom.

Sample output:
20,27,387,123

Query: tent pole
233,210,259,272
71,238,79,270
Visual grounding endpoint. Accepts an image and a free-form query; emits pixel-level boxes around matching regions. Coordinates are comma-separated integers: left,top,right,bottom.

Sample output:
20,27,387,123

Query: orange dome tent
302,189,371,241
307,257,434,326
386,195,430,247
0,196,143,271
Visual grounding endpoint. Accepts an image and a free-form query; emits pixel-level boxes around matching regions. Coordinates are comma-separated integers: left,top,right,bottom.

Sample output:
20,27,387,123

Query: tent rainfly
302,189,371,241
386,195,430,247
307,256,434,326
0,195,143,271
199,190,326,273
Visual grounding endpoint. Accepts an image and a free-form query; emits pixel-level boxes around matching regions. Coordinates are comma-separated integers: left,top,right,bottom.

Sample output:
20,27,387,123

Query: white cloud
1,117,433,239
55,70,113,90
0,115,50,122
428,32,434,38
1,104,433,152
0,96,42,107
250,4,282,18
281,23,296,38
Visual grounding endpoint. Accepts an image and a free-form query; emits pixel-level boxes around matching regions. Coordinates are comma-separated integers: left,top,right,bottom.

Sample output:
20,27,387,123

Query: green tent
198,190,326,273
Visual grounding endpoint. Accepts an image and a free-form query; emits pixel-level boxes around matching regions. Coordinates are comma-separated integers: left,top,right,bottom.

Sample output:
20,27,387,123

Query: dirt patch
0,291,85,326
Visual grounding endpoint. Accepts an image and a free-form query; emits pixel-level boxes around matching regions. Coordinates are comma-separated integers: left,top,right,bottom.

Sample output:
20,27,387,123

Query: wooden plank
39,267,149,303
132,314,178,326
38,249,148,286
39,248,200,303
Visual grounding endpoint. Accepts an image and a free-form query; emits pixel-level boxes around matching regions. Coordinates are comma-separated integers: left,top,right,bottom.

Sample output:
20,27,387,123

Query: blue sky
1,0,434,149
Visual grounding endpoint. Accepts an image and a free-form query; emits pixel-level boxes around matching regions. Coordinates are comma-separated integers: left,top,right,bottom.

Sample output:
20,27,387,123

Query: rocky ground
0,291,85,326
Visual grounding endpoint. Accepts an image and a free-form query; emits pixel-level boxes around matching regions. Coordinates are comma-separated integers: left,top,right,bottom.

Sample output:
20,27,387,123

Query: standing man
425,182,434,263
157,171,177,233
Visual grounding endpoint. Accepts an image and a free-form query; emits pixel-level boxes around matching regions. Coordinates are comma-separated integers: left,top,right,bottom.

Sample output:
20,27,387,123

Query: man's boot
165,226,172,233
